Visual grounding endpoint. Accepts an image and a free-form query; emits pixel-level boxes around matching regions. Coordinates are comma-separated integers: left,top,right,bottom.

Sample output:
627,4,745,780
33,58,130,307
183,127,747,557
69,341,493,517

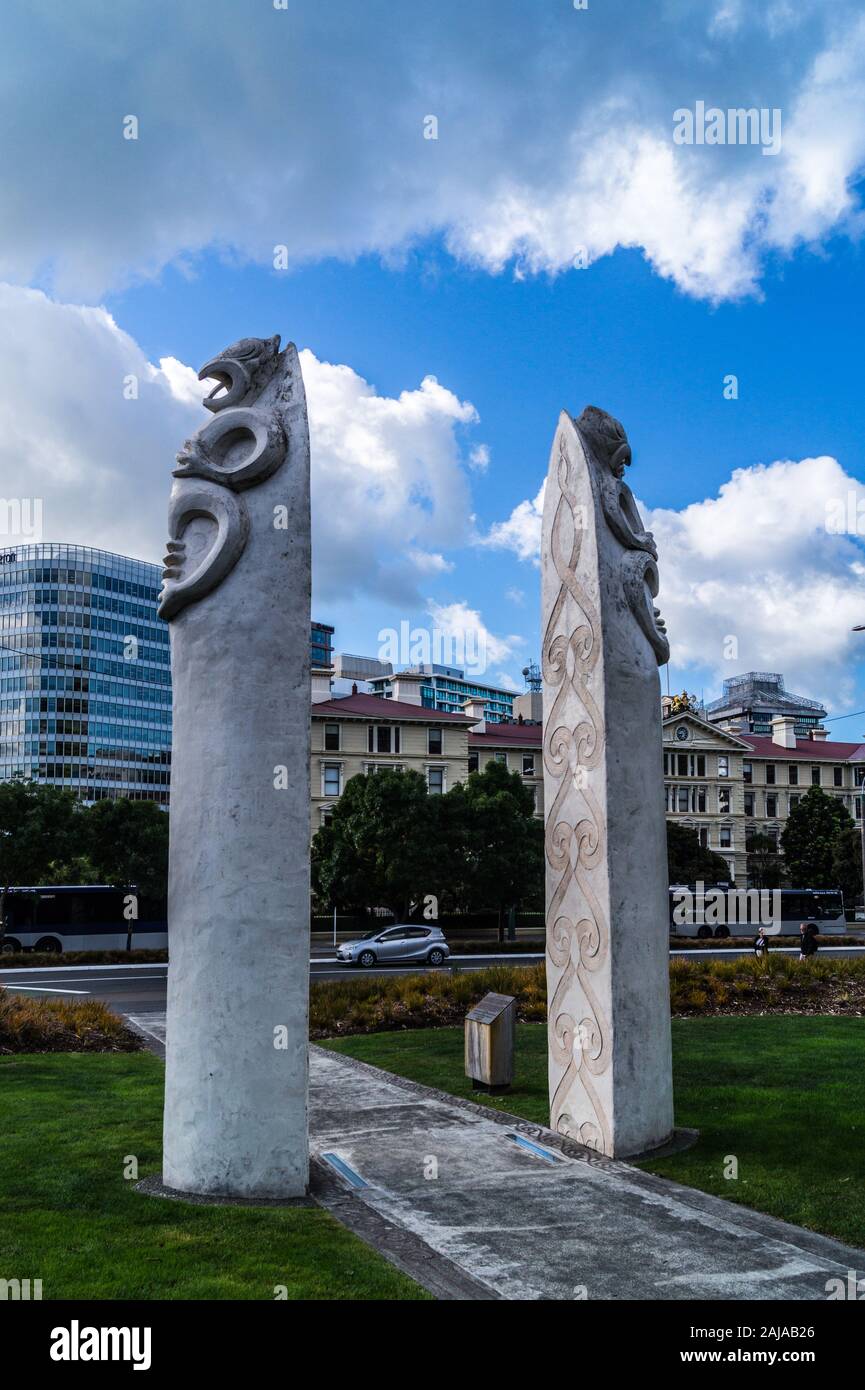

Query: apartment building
663,706,865,884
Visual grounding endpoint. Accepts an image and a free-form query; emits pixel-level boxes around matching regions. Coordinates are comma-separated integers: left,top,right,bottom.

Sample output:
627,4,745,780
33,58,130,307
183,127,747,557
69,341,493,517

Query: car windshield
358,929,381,940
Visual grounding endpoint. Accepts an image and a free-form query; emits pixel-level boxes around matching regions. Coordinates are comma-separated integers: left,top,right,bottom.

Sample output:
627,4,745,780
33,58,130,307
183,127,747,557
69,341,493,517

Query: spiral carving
542,429,611,1154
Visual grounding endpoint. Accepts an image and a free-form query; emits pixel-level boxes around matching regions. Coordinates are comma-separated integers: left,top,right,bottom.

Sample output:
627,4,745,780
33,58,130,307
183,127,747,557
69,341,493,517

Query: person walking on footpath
754,925,770,959
799,922,819,961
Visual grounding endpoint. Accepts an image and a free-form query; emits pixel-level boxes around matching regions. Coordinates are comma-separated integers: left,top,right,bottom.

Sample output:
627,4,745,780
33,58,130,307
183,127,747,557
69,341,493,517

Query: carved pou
541,406,674,1159
159,335,311,1199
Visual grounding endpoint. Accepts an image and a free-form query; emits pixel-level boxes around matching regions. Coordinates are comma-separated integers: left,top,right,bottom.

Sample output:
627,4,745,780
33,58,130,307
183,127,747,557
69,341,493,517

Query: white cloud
426,599,524,675
479,481,545,564
468,444,490,473
0,285,480,609
482,452,865,708
1,2,864,302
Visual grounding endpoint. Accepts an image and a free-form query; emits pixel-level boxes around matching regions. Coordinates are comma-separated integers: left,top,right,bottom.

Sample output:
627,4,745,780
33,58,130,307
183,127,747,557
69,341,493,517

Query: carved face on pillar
158,336,288,622
574,405,670,666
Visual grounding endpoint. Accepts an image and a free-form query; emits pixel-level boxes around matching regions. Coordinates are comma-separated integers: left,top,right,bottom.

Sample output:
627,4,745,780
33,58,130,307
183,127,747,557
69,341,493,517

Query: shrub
0,986,142,1054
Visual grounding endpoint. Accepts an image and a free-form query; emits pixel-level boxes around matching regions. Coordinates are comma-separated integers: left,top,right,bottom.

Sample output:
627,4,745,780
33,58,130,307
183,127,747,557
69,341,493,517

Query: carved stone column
159,335,310,1198
541,406,673,1158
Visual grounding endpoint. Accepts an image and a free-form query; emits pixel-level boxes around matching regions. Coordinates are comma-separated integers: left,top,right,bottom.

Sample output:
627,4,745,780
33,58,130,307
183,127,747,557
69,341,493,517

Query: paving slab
309,1045,865,1301
124,1015,865,1301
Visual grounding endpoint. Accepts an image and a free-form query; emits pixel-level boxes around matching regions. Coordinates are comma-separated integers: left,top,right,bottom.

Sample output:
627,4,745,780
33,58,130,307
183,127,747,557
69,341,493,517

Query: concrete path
124,1011,865,1301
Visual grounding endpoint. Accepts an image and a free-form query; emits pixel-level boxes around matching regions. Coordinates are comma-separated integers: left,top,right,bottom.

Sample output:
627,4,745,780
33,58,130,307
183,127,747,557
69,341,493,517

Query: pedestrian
799,921,818,961
754,925,769,959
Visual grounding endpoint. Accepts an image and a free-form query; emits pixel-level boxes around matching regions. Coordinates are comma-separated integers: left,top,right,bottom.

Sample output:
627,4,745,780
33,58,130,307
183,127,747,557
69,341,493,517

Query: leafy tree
666,821,731,885
745,831,786,890
312,769,437,920
459,760,543,938
83,799,169,948
781,786,852,888
0,779,80,941
831,825,863,908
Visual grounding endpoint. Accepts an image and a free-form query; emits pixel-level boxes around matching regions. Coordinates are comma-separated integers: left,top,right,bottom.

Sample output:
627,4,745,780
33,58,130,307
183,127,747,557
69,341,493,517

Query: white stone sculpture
541,406,674,1159
160,335,311,1198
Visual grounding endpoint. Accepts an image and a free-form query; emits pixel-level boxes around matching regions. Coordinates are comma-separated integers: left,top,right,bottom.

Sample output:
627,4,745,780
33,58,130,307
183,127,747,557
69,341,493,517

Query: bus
0,885,168,954
669,885,846,939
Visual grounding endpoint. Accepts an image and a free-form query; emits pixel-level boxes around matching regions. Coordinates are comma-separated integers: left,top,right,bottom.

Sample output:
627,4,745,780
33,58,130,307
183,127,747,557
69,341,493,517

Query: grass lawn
0,1052,428,1300
322,1015,865,1250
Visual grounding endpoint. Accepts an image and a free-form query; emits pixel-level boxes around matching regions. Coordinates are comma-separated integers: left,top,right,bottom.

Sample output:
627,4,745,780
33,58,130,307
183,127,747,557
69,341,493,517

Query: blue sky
3,0,865,733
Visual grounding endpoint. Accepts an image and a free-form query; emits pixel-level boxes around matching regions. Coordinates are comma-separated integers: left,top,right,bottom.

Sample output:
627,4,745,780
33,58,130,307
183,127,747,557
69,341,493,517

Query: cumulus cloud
426,599,524,677
0,285,480,610
479,481,545,563
2,1,864,301
481,454,865,708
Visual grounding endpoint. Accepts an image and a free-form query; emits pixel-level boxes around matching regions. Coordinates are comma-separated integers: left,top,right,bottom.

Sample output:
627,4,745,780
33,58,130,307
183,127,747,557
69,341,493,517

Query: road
3,944,865,1013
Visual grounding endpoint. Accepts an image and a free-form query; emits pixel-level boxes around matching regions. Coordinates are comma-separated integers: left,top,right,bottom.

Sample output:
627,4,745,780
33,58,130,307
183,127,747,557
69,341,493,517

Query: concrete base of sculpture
542,406,674,1159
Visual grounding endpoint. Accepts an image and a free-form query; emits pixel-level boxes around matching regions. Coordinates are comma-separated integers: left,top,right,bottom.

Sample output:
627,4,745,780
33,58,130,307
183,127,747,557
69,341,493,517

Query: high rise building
705,672,827,737
366,663,515,723
0,543,172,804
0,541,334,807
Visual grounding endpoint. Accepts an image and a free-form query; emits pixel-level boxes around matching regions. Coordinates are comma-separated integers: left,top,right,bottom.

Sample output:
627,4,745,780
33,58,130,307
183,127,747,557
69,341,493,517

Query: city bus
0,885,168,954
669,885,846,939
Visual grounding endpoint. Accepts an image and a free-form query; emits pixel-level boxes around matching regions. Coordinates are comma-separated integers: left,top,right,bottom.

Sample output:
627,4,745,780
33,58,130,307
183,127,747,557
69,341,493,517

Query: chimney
351,682,358,695
462,695,486,733
311,666,334,704
771,716,797,749
809,726,829,741
391,671,423,706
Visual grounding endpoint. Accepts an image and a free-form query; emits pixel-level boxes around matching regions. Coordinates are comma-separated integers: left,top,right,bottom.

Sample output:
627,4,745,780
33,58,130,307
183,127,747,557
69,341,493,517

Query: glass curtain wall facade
0,544,172,804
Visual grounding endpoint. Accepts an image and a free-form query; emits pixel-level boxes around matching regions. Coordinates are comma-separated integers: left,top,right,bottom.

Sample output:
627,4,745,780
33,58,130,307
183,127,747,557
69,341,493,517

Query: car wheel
35,937,62,954
427,948,445,966
0,938,21,955
358,950,376,968
713,925,730,939
696,925,712,940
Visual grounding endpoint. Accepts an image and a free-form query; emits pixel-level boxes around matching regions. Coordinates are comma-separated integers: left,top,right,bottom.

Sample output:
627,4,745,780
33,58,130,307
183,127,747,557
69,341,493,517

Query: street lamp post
850,626,865,916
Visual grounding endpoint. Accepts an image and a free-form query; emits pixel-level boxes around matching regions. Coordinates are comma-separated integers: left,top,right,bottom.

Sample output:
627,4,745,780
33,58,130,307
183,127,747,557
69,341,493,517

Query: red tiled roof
470,724,543,746
311,693,474,723
741,735,865,762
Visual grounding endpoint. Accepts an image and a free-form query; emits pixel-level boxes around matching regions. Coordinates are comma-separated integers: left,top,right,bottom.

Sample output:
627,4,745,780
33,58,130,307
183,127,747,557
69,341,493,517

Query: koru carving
158,335,289,621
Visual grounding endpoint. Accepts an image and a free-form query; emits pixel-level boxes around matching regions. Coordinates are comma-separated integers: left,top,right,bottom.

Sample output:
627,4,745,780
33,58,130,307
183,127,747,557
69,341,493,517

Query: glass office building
368,664,515,723
0,543,173,804
0,541,333,807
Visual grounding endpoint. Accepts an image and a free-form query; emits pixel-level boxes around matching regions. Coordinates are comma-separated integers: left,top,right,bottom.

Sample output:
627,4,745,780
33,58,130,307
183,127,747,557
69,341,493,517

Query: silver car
336,924,450,968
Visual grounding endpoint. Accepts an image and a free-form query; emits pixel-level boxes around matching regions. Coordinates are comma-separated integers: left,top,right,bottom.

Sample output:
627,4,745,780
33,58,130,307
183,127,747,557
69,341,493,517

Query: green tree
831,825,863,909
311,769,437,920
781,786,852,888
666,821,731,885
745,831,786,890
460,759,543,939
83,799,169,949
0,778,80,941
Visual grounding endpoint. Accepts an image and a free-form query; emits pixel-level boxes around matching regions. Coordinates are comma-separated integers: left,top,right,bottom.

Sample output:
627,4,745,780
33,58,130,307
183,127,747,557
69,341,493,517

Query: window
766,793,777,818
676,753,688,776
495,751,507,765
468,751,479,774
427,767,444,795
719,826,731,848
676,787,689,812
694,786,707,813
834,766,843,787
324,723,340,752
766,764,776,785
718,787,730,813
522,754,535,777
427,727,443,756
789,793,800,811
368,725,400,755
717,755,729,778
811,767,821,786
698,827,708,847
788,765,798,786
323,764,341,797
743,762,752,784
744,791,755,816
